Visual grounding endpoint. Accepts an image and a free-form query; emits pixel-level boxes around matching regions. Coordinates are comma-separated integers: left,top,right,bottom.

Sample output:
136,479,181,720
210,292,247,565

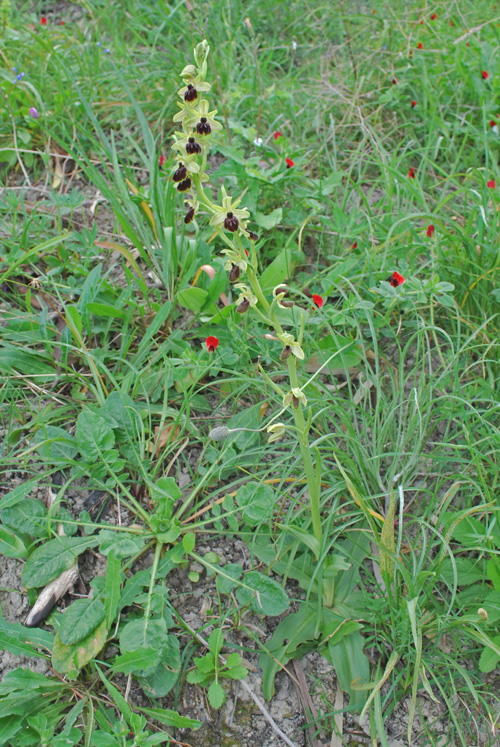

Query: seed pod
224,212,239,232
209,426,231,441
236,298,250,314
184,83,198,102
280,345,292,361
247,231,259,241
184,207,195,224
186,137,201,155
196,117,211,135
173,163,187,182
177,178,192,192
229,263,240,283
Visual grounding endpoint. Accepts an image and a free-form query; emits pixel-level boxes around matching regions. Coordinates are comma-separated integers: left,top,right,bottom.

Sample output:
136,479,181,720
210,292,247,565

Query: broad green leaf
97,529,144,558
0,344,54,377
479,635,500,673
59,596,106,645
254,207,282,230
1,499,48,539
177,286,208,313
320,171,343,195
102,391,140,442
52,619,108,675
207,681,225,709
235,481,275,524
260,603,320,699
438,557,486,587
0,528,28,559
86,302,126,319
0,479,40,510
260,248,299,293
236,571,289,616
0,619,53,658
104,550,121,629
326,629,370,708
216,563,242,595
22,536,99,589
139,636,181,697
224,665,249,680
32,426,78,465
75,411,115,462
138,706,201,730
183,532,195,554
208,628,224,657
112,647,159,674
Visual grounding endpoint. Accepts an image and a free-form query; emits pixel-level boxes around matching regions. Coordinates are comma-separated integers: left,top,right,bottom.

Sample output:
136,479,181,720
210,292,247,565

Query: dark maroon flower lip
229,263,241,283
196,117,211,135
184,207,195,224
280,345,292,361
185,137,201,155
177,178,192,192
173,163,187,182
184,83,198,102
236,298,250,314
224,212,239,232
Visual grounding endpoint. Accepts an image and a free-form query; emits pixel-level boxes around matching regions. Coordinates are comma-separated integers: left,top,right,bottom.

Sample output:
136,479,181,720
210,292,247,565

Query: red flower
392,77,398,85
59,20,65,25
427,224,435,237
430,13,437,20
449,21,454,26
389,271,405,287
418,42,423,49
206,336,219,353
159,155,166,167
41,16,47,25
274,131,283,140
490,120,497,127
466,43,470,47
482,71,489,80
312,294,324,309
487,180,496,189
419,20,424,24
411,100,417,108
408,167,415,178
351,241,358,249
285,157,295,168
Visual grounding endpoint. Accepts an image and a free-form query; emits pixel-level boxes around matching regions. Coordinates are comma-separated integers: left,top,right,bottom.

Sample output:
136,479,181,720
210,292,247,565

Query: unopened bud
244,17,253,32
209,426,231,441
478,608,488,621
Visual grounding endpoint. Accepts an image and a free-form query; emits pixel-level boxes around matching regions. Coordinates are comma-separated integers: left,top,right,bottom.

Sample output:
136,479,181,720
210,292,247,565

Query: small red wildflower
392,77,398,85
59,20,65,25
285,157,295,168
490,120,497,127
449,21,454,26
159,155,166,167
312,294,324,309
418,42,423,49
274,131,283,140
419,20,424,25
351,241,358,249
206,336,219,353
411,100,417,108
430,13,437,20
487,180,496,189
408,167,415,179
41,16,47,25
466,43,470,47
389,271,405,287
427,224,435,237
482,71,489,80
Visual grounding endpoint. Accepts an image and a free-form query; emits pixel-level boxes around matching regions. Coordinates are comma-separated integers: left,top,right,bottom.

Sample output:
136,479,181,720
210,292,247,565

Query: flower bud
247,231,259,241
280,345,292,361
177,178,192,192
224,212,239,232
184,207,195,224
184,83,198,102
29,107,40,119
209,425,231,441
236,298,250,313
229,263,240,283
186,137,201,155
196,117,212,135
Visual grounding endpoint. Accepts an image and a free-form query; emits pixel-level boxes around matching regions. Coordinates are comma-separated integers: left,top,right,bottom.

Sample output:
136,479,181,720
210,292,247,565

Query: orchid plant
171,40,324,557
